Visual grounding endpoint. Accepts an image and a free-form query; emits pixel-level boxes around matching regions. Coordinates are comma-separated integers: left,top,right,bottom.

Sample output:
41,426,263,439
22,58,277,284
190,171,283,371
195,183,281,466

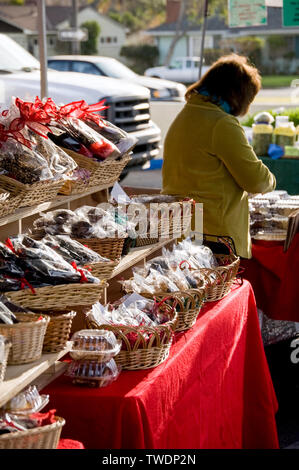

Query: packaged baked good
4,386,49,416
66,358,120,387
42,235,109,266
70,329,121,361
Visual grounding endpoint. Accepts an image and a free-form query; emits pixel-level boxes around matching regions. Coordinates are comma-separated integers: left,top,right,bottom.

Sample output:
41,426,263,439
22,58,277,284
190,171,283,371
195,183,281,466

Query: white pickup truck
145,57,209,84
0,34,161,172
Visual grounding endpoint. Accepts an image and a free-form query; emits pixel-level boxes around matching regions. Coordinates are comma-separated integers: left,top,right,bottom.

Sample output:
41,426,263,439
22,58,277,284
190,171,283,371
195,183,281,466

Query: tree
164,0,227,66
80,20,101,55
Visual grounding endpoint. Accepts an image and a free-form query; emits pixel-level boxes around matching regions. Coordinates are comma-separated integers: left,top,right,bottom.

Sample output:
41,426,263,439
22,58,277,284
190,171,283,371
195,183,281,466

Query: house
145,0,299,73
0,3,127,59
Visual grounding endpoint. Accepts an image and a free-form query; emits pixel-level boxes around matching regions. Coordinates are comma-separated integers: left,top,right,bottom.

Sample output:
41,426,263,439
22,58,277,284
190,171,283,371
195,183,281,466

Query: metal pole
198,0,208,79
37,0,48,98
71,0,80,54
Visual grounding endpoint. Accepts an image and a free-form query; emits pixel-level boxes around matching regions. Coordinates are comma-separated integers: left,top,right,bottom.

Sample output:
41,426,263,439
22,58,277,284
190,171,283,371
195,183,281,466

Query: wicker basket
87,260,118,280
42,311,76,353
61,148,131,188
86,302,178,370
0,175,64,208
74,237,126,261
0,190,22,218
0,340,11,383
196,253,240,303
0,416,65,449
6,282,108,311
114,195,193,248
0,313,49,365
147,289,205,332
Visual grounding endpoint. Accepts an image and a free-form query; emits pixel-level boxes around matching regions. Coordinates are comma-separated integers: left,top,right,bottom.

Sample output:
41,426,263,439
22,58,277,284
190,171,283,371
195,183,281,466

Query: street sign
58,28,88,42
228,0,267,28
283,0,299,27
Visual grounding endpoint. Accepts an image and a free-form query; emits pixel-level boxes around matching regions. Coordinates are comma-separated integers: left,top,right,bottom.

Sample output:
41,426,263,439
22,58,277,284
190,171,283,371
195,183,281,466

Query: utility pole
71,0,80,54
198,0,208,79
37,0,48,98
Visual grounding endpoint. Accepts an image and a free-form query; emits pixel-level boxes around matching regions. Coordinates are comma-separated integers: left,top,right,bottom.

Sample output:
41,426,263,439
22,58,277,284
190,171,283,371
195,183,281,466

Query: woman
162,54,276,258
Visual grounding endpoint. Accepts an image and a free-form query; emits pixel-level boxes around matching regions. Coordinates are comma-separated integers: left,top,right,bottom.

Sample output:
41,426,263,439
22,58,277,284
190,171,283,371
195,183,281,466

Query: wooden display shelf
0,342,72,408
0,183,112,228
111,238,176,279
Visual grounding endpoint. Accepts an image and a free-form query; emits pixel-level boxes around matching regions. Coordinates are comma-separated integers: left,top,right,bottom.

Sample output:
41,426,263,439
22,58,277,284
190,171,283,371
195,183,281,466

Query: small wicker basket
42,311,76,353
61,149,131,189
6,282,107,311
0,175,64,208
0,416,65,449
86,302,178,370
0,313,49,365
196,253,240,302
0,190,22,218
0,339,11,383
74,237,126,261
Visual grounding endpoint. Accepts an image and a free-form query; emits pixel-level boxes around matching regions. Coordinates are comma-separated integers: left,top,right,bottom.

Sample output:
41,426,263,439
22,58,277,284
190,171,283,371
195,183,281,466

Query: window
169,59,183,69
71,61,102,75
186,60,192,68
106,37,112,43
113,37,117,43
100,37,105,43
48,60,72,72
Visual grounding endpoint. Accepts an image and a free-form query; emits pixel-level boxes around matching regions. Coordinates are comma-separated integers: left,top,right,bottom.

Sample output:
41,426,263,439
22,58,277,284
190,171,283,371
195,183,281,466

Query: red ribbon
71,261,89,283
57,99,108,126
0,124,9,148
5,238,18,255
9,97,52,141
4,274,36,294
179,259,191,270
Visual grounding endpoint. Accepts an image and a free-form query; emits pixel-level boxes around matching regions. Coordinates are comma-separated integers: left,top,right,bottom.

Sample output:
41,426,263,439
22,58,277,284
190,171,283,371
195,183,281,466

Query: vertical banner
228,0,267,28
283,0,299,27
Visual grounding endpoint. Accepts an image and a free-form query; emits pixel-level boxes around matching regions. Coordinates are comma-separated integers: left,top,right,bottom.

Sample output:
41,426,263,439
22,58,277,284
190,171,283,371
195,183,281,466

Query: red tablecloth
242,234,299,322
57,439,85,449
43,280,279,450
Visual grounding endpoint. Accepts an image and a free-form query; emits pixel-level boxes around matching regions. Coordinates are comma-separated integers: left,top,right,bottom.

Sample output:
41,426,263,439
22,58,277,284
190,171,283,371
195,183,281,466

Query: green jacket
162,93,276,258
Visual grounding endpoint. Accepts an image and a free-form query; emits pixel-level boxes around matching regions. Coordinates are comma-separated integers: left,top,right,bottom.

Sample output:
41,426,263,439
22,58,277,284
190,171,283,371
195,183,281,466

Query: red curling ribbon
10,97,52,140
82,265,92,272
58,99,109,126
71,261,89,283
179,259,191,270
5,238,18,255
19,277,36,294
0,124,9,148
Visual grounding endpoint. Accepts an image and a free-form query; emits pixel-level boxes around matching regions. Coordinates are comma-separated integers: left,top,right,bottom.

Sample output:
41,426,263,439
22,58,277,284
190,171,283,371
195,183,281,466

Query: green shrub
80,21,101,55
204,48,232,65
242,108,299,127
120,44,159,74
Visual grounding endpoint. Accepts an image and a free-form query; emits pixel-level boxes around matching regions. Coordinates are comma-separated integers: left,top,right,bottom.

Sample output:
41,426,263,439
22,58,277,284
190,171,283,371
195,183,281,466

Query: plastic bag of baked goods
33,209,76,237
42,235,110,265
0,138,54,184
53,117,121,161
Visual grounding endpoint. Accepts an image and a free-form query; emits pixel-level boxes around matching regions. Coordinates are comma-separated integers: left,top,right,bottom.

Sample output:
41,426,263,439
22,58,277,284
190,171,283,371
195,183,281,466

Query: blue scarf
196,87,231,115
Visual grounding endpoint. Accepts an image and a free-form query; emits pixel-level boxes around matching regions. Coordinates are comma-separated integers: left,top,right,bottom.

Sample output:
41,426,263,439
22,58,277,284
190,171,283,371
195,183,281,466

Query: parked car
145,57,209,84
0,34,161,173
48,55,186,102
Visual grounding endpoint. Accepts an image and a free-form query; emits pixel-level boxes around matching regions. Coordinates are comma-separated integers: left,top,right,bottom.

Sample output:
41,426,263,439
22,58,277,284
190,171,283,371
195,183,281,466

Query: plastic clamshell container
70,329,121,361
66,358,121,387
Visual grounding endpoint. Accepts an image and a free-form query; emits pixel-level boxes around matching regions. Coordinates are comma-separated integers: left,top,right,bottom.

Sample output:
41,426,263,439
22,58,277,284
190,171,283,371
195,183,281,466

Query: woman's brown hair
185,54,261,116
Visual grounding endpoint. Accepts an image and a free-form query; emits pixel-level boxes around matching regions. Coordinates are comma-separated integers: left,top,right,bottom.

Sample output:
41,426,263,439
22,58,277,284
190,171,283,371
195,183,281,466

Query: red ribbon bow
58,99,108,126
9,97,52,142
71,261,89,283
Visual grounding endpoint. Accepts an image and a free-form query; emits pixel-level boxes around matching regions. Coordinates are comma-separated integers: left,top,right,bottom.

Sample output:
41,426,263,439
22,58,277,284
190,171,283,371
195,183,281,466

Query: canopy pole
37,0,48,99
198,0,208,79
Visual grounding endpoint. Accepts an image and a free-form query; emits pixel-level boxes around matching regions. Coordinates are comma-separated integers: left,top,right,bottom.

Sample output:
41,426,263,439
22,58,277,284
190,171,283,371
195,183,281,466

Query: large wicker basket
61,149,131,189
0,339,11,383
42,311,76,353
0,416,65,449
86,302,178,370
0,175,64,208
6,282,107,311
74,237,126,261
0,313,49,365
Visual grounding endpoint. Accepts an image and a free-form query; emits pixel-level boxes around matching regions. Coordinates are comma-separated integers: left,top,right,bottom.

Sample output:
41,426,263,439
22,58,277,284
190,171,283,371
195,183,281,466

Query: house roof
147,6,287,35
0,4,41,32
